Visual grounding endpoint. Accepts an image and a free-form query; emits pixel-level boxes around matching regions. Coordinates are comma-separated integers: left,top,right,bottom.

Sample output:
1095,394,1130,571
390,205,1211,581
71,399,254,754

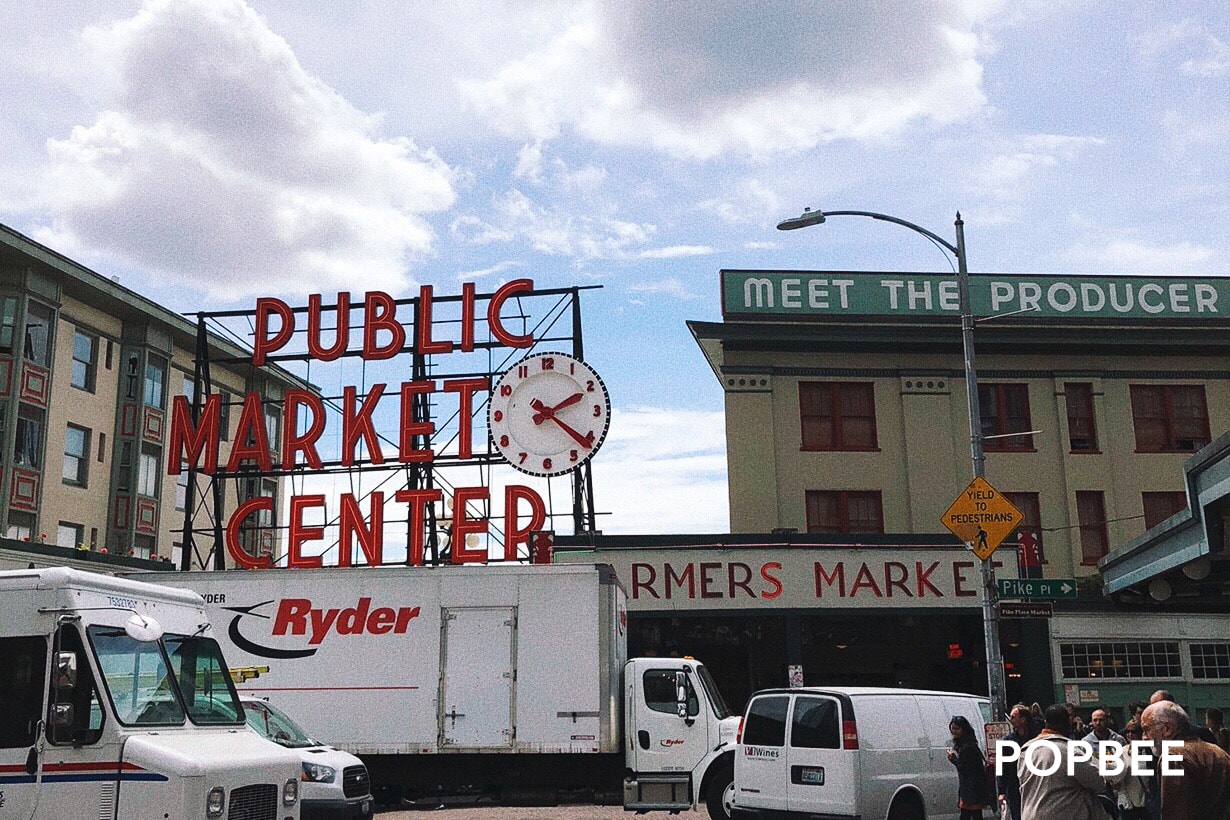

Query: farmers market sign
721,271,1229,320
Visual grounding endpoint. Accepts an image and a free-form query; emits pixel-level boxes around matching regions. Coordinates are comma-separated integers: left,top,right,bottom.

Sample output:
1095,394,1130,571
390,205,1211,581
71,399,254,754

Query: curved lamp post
778,206,1005,719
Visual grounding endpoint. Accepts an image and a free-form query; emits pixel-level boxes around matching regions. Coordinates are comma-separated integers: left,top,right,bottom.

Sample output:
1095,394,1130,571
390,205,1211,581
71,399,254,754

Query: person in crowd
1083,708,1126,748
946,715,989,820
1207,708,1230,754
998,704,1037,820
1018,704,1106,820
1140,701,1230,819
1106,720,1150,820
1065,703,1086,738
1149,689,1217,743
1129,701,1146,725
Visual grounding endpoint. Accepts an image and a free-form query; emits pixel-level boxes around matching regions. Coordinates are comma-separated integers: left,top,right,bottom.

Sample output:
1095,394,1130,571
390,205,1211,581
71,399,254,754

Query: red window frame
799,382,878,451
1130,385,1211,453
1076,491,1109,565
805,491,884,534
979,383,1034,451
1142,491,1187,530
1064,383,1099,453
1004,491,1045,564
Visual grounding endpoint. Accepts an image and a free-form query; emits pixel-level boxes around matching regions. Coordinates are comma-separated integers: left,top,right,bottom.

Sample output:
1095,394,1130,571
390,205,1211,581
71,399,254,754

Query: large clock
489,352,611,477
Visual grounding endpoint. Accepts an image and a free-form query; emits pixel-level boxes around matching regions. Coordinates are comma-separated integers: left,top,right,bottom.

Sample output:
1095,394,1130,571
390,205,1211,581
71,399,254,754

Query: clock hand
531,393,583,425
548,392,584,413
546,415,595,449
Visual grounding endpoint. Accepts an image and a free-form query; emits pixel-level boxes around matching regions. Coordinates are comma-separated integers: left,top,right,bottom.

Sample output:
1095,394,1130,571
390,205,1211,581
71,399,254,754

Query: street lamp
778,206,1005,719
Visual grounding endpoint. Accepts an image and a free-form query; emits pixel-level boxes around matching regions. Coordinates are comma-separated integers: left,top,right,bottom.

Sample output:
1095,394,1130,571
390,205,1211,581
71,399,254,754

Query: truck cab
623,657,742,820
0,567,303,820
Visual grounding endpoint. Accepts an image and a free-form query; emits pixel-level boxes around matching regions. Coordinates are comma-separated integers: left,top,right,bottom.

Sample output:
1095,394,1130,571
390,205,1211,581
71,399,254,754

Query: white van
240,695,374,820
733,687,991,820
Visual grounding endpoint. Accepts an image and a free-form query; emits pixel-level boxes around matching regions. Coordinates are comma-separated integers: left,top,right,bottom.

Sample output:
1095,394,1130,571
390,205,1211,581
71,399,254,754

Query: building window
137,447,159,497
979,383,1033,450
219,390,231,441
56,522,84,549
5,511,34,541
175,463,190,512
14,408,43,468
1130,385,1211,453
71,331,98,392
1004,491,1044,564
1076,491,1109,565
1191,644,1230,680
0,296,16,354
63,424,90,486
1060,641,1182,679
1064,383,1098,452
1142,491,1187,530
144,355,167,408
805,490,884,533
799,382,877,451
264,404,282,451
133,534,155,560
23,302,53,366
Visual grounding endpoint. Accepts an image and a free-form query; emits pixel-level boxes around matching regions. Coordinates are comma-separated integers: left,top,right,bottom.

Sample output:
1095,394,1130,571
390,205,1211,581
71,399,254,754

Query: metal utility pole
778,207,1007,720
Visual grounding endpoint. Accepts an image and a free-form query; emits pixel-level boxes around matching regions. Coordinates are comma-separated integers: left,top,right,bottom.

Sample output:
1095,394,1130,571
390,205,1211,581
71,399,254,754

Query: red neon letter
460,282,476,352
450,486,489,564
338,492,383,567
225,497,274,569
287,495,325,569
415,285,453,355
283,390,325,470
395,488,441,567
487,279,534,348
398,381,436,463
307,293,350,361
503,485,545,561
362,291,406,360
253,298,295,367
341,384,385,466
167,394,220,474
443,377,489,459
225,392,272,472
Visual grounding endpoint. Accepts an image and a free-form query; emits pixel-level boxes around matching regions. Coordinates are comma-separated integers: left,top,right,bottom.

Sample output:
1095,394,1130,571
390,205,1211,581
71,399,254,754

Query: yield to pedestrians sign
941,477,1024,561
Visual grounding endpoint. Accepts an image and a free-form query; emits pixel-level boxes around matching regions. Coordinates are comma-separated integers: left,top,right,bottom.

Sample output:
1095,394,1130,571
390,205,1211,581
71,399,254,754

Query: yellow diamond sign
941,477,1024,560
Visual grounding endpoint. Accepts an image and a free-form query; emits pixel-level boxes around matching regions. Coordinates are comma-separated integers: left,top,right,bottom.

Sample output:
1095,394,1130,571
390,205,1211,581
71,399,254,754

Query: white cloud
978,133,1106,196
743,241,779,250
460,1,992,159
698,178,783,225
457,259,523,281
1134,21,1228,77
626,277,698,300
1064,237,1216,275
591,406,728,533
453,188,656,260
637,245,714,260
1181,35,1229,77
31,0,455,298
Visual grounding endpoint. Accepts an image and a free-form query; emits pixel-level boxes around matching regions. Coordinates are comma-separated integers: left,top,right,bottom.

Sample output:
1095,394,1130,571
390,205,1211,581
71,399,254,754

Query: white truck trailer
143,563,741,818
0,566,303,820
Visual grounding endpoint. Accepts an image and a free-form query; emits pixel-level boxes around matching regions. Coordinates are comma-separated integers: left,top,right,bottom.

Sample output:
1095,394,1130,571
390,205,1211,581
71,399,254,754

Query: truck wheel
705,765,735,820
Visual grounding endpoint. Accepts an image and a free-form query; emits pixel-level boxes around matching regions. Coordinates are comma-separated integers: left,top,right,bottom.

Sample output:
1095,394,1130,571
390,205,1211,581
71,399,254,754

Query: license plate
801,767,824,784
361,798,371,815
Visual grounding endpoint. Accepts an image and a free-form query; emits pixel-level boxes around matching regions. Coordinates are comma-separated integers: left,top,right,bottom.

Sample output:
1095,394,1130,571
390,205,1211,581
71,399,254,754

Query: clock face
489,352,611,477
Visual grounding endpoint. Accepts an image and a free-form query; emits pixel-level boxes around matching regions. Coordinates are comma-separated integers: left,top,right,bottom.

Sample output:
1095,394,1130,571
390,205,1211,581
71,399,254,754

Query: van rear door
785,694,858,816
735,694,790,813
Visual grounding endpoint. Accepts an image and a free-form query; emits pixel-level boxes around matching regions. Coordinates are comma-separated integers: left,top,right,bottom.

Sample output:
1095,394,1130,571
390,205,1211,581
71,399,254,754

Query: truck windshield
696,664,732,719
245,700,316,748
87,627,243,726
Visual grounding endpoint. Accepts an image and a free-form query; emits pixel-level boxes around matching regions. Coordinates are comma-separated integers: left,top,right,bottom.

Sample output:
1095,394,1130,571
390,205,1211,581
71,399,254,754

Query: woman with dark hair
946,715,989,820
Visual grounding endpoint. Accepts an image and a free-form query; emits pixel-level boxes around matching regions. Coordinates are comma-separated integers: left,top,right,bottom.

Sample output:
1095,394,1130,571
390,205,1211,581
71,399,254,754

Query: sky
1,0,1227,540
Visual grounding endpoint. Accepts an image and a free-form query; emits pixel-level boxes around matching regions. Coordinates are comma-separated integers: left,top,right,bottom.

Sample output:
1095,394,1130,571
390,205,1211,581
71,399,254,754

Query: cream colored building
0,224,302,568
691,270,1230,580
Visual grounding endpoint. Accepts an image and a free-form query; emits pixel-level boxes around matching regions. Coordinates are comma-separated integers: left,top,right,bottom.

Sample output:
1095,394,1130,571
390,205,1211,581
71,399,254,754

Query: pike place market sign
721,271,1230,320
556,546,1020,611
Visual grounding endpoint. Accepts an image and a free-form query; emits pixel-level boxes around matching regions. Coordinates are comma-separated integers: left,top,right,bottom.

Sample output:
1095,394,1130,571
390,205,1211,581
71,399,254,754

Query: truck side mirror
675,671,689,720
49,702,76,744
54,652,78,690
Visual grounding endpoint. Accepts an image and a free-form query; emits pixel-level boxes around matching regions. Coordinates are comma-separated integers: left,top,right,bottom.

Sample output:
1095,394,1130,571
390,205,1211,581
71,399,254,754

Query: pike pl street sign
941,477,1024,560
996,578,1078,599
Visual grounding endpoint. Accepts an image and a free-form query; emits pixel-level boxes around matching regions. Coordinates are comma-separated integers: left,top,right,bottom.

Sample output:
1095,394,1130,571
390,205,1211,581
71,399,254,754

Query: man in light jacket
1018,704,1107,820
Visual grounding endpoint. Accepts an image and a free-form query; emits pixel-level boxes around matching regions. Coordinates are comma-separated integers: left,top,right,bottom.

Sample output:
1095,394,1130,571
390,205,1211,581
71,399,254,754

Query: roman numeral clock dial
489,353,611,477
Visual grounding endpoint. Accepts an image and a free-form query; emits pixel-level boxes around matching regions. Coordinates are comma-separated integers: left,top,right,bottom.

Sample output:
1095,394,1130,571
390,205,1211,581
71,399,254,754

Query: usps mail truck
143,563,741,819
0,566,303,820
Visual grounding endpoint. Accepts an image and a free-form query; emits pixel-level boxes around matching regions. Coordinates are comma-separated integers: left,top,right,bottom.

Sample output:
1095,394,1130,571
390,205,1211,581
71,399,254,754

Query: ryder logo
224,597,420,660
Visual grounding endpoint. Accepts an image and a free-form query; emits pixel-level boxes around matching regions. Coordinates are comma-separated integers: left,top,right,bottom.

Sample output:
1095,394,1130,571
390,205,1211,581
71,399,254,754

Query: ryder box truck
141,563,742,819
